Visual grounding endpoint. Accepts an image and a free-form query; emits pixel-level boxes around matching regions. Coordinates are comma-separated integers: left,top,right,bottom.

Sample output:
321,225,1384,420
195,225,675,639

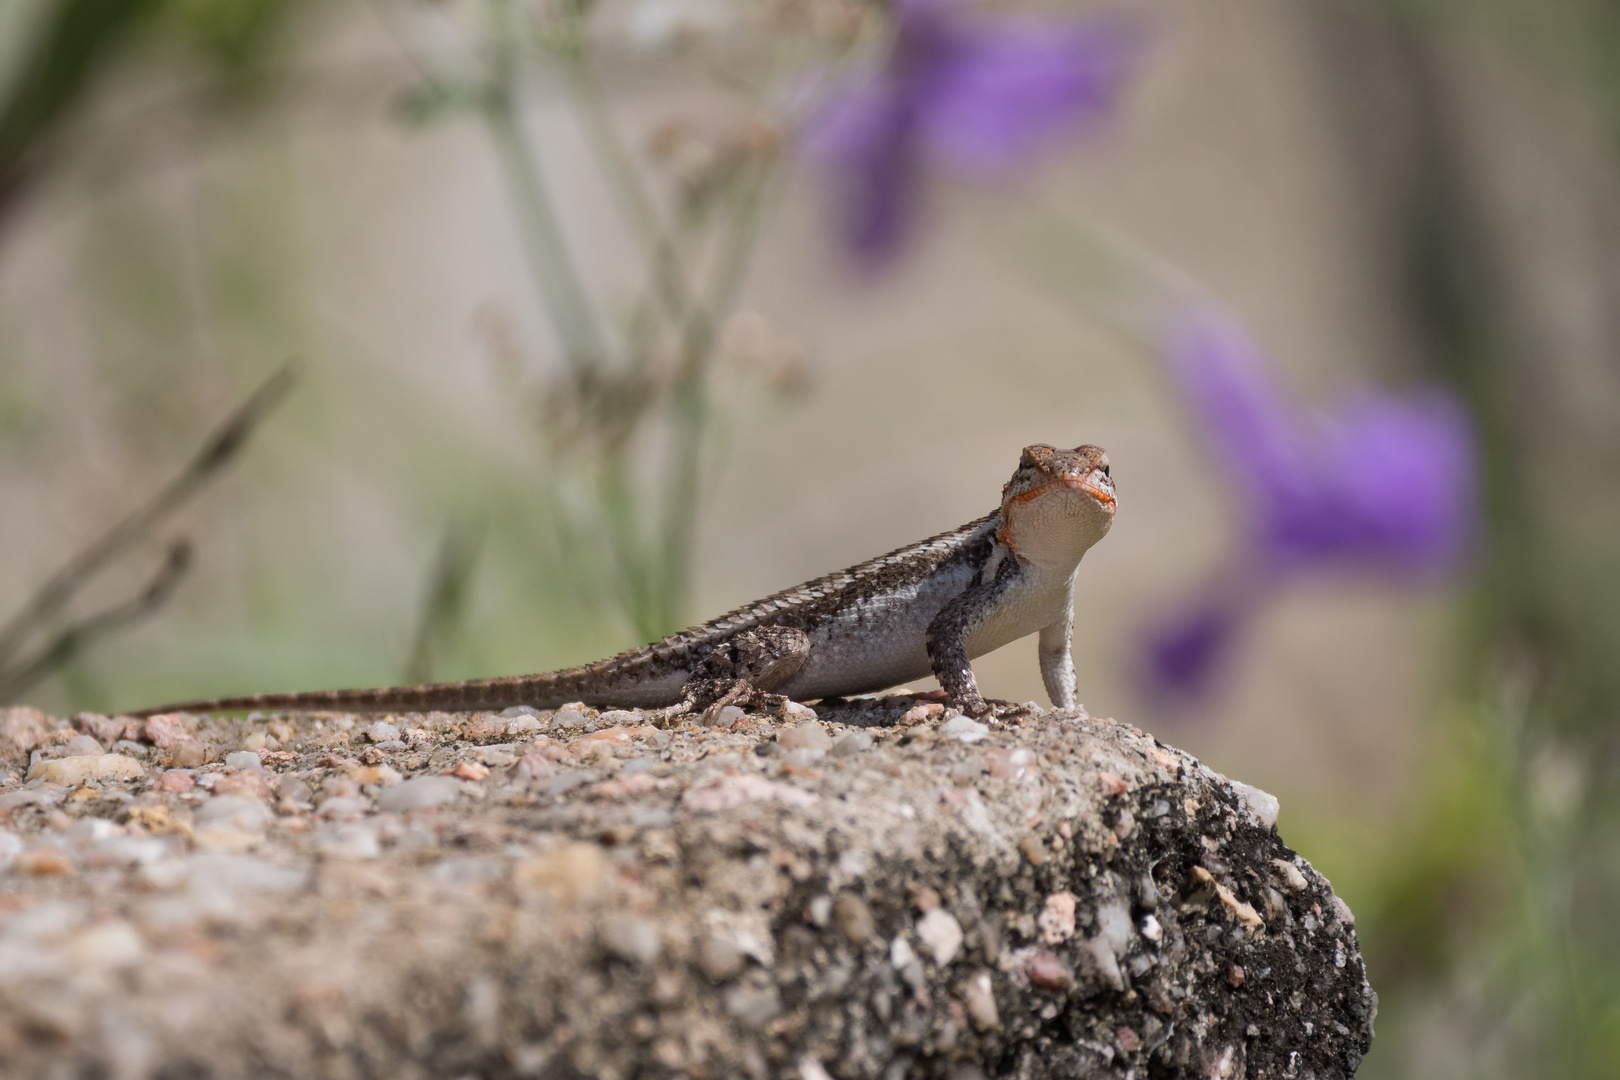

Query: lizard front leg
1038,596,1078,709
925,573,1017,718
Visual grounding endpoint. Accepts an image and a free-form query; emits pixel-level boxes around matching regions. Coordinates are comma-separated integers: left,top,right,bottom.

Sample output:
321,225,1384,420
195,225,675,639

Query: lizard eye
1100,464,1111,478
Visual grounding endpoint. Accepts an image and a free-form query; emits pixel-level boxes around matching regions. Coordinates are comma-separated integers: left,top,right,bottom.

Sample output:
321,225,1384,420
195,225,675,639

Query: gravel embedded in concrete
0,700,1375,1078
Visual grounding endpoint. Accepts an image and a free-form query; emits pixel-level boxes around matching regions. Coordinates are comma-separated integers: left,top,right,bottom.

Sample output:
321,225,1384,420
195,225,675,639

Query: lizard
130,444,1116,721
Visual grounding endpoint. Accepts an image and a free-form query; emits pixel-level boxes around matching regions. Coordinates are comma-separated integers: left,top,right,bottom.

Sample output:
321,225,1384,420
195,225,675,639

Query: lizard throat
997,478,1115,568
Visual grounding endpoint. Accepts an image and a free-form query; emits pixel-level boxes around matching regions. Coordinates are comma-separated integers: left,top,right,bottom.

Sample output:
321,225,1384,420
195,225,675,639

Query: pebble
778,722,833,752
1037,892,1077,945
223,751,262,772
63,735,103,756
376,776,461,813
0,706,49,750
314,795,371,821
27,754,145,785
168,742,207,769
889,935,918,969
1229,779,1280,830
476,744,518,767
461,718,507,742
151,769,194,798
506,716,542,736
1140,914,1163,943
698,934,746,981
680,774,815,812
1023,949,1073,991
704,706,745,730
316,823,381,860
833,895,876,943
0,829,23,871
779,701,817,724
599,710,639,727
500,706,539,718
964,970,1000,1031
829,731,872,758
939,715,990,743
1081,937,1123,991
1096,898,1132,956
916,909,964,965
274,775,312,806
722,985,780,1028
213,771,274,800
1271,858,1308,894
985,747,1035,781
17,847,74,877
513,753,556,780
366,722,401,744
451,762,489,781
600,916,662,966
75,713,128,744
553,708,588,730
195,796,273,833
141,715,192,749
781,748,825,770
0,788,61,812
900,703,944,726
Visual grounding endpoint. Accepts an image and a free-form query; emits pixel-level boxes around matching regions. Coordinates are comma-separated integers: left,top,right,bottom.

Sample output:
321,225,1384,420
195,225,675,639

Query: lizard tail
127,674,550,718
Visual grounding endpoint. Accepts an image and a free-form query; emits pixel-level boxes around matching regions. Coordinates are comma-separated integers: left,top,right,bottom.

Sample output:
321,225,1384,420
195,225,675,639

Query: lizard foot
651,627,811,728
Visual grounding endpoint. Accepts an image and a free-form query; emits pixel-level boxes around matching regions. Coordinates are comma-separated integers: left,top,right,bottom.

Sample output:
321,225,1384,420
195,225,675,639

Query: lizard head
998,444,1116,570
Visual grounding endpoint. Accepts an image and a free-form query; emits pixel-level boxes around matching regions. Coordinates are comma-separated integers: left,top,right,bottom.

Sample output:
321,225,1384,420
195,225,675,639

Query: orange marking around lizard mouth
1004,477,1116,513
997,477,1116,553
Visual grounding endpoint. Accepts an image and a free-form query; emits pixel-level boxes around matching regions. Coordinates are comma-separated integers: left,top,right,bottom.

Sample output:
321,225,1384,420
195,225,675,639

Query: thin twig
0,364,297,670
654,159,779,632
0,540,192,703
483,0,610,373
402,521,483,684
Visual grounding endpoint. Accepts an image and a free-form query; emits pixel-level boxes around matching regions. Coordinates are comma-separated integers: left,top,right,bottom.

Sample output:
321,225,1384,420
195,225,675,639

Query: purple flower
1142,308,1479,698
806,0,1141,263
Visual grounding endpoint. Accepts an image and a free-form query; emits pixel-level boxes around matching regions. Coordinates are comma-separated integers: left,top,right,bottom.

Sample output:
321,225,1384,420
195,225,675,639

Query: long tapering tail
127,672,559,717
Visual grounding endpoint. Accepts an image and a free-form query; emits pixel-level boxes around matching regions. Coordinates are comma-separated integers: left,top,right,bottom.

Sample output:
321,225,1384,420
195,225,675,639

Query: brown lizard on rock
132,444,1116,721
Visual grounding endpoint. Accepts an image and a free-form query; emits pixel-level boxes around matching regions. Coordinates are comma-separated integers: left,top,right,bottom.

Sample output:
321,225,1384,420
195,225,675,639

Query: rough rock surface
0,698,1374,1078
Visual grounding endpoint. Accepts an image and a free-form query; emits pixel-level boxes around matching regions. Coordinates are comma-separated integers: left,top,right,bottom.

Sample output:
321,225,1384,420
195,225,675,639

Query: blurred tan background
4,0,1620,1075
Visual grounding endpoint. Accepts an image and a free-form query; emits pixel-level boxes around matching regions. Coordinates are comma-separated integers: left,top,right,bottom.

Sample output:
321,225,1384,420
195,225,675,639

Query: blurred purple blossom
1143,308,1479,699
805,0,1141,263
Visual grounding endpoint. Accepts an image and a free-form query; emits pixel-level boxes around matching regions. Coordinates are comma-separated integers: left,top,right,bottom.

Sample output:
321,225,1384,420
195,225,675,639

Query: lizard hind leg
651,626,811,727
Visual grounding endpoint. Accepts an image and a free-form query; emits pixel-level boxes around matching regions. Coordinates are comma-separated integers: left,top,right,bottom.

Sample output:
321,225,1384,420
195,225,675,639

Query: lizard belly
775,562,977,700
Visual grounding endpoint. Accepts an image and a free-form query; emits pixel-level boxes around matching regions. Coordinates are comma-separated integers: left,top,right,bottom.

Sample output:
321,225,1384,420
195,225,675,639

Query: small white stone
376,776,460,813
1229,779,1280,829
1140,914,1163,943
778,722,833,752
554,708,588,730
830,731,872,758
889,934,917,969
506,716,542,735
600,916,662,966
964,970,1000,1031
916,908,964,965
26,754,145,785
223,751,262,772
939,714,990,743
780,701,818,724
366,721,401,744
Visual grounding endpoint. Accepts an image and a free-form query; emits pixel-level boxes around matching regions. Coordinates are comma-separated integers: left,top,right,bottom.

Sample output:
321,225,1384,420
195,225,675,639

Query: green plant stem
483,0,607,373
654,160,775,633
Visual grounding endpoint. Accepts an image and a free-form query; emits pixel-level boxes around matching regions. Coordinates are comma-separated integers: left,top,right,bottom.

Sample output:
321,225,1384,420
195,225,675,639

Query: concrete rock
0,701,1374,1078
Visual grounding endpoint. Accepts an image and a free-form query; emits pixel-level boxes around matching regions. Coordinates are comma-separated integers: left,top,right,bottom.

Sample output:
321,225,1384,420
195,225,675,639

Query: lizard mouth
1004,477,1116,515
